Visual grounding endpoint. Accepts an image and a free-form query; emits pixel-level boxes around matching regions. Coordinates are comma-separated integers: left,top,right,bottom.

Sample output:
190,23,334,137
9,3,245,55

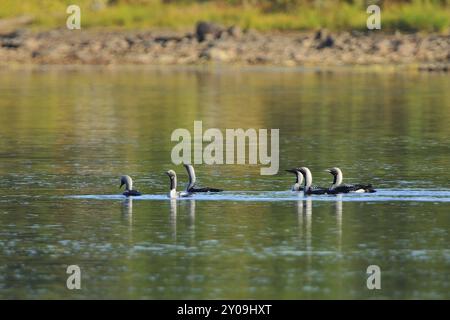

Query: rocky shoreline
0,23,449,71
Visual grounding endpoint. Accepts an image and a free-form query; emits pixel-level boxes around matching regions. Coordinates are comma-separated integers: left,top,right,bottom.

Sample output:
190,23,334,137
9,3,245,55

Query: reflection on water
0,67,449,299
122,198,133,217
297,198,313,278
170,199,177,240
167,199,197,241
335,195,343,253
188,200,196,228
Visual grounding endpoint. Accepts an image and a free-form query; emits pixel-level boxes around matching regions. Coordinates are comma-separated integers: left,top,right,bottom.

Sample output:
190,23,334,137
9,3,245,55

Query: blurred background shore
0,0,449,69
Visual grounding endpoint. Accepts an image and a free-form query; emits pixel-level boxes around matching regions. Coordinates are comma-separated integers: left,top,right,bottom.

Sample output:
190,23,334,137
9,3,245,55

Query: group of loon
285,167,375,195
120,164,223,198
120,165,375,198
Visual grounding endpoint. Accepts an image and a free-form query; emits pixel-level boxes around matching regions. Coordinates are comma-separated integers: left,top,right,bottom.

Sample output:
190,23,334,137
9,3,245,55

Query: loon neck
332,168,343,187
185,165,196,191
295,172,304,185
302,168,313,189
169,189,178,199
292,171,304,191
122,176,133,191
170,174,177,192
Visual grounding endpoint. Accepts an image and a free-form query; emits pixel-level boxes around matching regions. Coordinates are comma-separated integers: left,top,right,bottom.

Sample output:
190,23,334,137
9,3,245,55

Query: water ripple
65,189,450,202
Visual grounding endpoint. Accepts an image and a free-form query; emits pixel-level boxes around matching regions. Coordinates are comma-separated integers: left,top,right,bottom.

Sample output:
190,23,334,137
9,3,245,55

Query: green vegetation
1,0,449,32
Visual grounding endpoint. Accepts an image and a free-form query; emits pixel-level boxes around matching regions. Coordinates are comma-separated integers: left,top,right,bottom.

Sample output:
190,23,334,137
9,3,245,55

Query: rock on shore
0,22,449,71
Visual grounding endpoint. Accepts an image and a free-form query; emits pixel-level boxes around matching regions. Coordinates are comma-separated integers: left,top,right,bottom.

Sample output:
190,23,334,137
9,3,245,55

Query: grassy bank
1,0,449,32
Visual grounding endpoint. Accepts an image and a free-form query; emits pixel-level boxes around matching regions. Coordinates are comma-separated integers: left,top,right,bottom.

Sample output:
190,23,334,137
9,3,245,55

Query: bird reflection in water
170,199,177,241
187,200,195,229
296,197,312,259
169,199,196,242
296,195,344,292
121,198,134,243
296,197,313,289
186,200,196,245
121,198,133,222
335,194,343,253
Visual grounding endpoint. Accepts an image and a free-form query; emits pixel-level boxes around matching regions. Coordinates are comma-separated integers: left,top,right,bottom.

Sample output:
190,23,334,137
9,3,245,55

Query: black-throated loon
166,170,191,199
120,175,142,197
297,167,328,195
286,168,304,191
326,167,376,194
183,164,223,193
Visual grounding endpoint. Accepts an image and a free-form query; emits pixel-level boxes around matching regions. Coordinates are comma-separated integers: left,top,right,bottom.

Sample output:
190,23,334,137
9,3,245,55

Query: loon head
325,167,343,186
166,170,177,191
183,164,196,191
120,175,133,191
285,168,304,185
297,167,312,188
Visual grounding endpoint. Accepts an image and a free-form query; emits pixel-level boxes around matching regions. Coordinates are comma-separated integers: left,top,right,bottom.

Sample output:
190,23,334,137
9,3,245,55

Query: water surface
0,67,449,299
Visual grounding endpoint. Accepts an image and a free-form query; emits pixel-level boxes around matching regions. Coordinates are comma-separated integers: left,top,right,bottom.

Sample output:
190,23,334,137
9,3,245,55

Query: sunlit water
0,66,449,299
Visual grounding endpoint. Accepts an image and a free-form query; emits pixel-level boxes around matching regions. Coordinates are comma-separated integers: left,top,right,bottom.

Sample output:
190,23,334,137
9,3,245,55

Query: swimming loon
183,164,223,193
286,168,304,191
166,170,191,199
326,167,376,194
120,175,142,197
297,167,328,195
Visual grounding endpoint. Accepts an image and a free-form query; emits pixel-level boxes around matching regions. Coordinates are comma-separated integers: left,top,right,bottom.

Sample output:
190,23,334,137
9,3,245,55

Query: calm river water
0,66,449,299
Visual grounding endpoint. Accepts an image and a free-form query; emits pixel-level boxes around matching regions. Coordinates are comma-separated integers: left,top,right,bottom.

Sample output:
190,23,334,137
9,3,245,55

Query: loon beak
119,182,124,189
325,169,332,173
285,169,297,174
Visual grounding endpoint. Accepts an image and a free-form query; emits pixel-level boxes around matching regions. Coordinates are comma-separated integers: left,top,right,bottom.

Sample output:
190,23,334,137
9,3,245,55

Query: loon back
326,167,376,194
352,184,376,193
328,184,376,194
189,186,223,193
305,185,328,195
123,190,142,197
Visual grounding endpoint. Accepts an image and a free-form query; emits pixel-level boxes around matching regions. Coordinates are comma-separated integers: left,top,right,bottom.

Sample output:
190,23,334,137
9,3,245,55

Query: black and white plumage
166,170,191,199
326,167,376,194
183,164,223,193
120,175,142,197
297,167,328,195
286,168,304,191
